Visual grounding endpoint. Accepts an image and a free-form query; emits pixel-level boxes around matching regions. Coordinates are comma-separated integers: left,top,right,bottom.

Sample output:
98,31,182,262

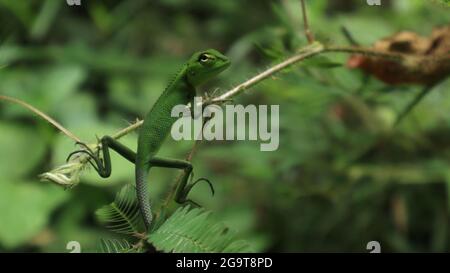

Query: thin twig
324,45,405,61
112,118,143,139
212,42,325,103
0,95,82,142
300,0,314,43
394,84,435,126
341,26,359,46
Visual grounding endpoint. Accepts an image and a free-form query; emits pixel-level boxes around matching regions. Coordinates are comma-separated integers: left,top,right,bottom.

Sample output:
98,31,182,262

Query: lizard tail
135,166,153,230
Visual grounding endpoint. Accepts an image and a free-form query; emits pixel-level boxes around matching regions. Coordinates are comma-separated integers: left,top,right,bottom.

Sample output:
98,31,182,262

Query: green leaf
95,185,144,235
433,0,450,6
254,43,285,61
148,206,253,253
0,65,86,116
0,123,46,178
30,0,62,39
98,238,137,253
0,180,68,248
39,65,86,106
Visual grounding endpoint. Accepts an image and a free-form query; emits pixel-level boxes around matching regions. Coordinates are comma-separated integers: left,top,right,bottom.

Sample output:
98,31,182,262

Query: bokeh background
0,0,449,252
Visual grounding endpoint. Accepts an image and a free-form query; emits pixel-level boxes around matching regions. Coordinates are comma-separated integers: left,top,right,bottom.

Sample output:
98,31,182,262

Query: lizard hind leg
146,156,215,207
175,174,215,207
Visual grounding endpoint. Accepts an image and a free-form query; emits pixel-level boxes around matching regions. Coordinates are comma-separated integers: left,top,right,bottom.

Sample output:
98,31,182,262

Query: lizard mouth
223,60,231,68
215,59,231,72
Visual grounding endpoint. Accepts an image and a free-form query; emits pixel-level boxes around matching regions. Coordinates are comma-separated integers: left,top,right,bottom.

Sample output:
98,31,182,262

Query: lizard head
186,49,231,86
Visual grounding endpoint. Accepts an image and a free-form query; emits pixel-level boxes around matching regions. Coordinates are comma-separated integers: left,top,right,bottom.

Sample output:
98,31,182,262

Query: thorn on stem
341,26,360,46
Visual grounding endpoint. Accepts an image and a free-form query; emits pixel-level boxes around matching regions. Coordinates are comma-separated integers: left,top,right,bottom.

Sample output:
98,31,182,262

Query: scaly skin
68,49,230,230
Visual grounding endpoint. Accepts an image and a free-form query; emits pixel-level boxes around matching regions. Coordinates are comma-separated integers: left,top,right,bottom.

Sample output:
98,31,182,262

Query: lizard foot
176,177,215,207
66,142,101,173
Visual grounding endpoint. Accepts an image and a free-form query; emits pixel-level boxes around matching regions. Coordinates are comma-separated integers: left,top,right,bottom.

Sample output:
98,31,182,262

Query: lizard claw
182,199,202,208
192,177,215,196
176,175,215,206
66,149,100,173
184,176,215,197
75,141,95,153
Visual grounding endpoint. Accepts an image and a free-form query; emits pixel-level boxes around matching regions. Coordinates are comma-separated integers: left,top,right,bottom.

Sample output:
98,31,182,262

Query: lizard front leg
67,136,136,178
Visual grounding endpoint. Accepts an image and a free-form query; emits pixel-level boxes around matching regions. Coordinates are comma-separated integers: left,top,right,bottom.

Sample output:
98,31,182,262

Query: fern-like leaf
148,206,253,253
98,238,136,253
95,184,144,235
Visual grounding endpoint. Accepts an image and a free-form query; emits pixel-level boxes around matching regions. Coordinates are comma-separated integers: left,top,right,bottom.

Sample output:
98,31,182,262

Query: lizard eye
199,54,210,63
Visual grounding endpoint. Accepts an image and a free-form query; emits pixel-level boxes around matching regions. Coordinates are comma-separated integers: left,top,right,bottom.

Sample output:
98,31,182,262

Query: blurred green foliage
0,0,449,252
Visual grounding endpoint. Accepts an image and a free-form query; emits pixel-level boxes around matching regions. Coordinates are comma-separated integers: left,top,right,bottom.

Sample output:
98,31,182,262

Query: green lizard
68,49,231,231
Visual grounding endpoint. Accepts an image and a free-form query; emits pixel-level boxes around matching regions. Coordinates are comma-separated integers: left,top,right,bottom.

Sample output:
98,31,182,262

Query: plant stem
340,26,360,46
394,84,435,126
0,95,82,142
212,42,325,102
300,0,314,44
112,118,143,140
324,45,405,61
